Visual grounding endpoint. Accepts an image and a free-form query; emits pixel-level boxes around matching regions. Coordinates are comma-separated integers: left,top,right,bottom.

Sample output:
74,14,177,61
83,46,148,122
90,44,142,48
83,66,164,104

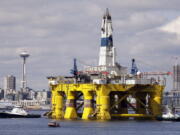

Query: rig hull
48,83,164,120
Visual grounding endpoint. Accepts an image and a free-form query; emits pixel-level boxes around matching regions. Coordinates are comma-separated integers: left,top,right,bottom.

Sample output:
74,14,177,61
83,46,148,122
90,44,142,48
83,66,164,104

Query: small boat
156,105,180,121
0,106,41,118
48,121,60,127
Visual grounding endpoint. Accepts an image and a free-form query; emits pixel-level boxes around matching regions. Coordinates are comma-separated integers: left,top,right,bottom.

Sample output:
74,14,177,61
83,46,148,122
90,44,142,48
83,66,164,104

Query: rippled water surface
0,112,180,135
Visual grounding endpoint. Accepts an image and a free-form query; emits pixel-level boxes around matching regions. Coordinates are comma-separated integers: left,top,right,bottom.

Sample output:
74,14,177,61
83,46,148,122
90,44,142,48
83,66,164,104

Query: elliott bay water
0,111,180,135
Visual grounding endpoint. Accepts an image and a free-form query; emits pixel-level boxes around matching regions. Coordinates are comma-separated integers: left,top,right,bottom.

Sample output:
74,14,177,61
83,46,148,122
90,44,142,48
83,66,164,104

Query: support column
64,91,77,119
96,88,111,120
150,91,162,117
51,90,56,119
55,92,64,119
82,91,93,120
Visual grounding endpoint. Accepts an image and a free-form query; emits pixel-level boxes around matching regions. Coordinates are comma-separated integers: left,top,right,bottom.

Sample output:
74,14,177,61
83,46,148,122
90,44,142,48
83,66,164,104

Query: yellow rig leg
51,90,56,119
150,93,162,117
150,87,163,117
96,93,111,120
64,92,77,119
82,91,94,120
55,92,64,119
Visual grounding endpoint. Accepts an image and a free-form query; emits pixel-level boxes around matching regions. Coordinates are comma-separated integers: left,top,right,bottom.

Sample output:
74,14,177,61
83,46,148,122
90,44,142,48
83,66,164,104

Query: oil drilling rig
47,9,167,120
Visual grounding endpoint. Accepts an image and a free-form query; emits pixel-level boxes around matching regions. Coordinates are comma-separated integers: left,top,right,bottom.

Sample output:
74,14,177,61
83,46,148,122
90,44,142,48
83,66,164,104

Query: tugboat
48,121,60,127
156,106,180,121
0,106,41,118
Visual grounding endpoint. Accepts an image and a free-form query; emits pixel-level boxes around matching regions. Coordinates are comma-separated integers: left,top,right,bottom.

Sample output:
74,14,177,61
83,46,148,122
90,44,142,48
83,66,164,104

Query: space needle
20,51,30,92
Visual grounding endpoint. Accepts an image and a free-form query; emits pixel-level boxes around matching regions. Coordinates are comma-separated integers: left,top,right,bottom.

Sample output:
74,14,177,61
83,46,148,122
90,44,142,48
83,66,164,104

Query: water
0,112,180,135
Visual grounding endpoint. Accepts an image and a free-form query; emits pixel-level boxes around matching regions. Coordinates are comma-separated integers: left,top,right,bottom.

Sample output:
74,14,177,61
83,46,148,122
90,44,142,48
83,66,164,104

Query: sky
0,0,180,91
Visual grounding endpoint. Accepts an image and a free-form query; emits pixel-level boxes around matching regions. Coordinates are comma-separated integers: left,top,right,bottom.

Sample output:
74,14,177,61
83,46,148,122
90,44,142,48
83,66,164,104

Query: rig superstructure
47,9,166,120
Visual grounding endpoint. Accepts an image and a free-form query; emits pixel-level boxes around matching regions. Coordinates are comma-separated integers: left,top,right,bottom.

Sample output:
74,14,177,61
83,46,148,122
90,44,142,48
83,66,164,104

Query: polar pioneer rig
47,9,167,120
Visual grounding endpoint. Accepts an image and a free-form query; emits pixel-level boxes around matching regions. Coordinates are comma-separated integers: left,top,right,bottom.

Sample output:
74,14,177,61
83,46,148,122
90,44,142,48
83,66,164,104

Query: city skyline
0,0,180,90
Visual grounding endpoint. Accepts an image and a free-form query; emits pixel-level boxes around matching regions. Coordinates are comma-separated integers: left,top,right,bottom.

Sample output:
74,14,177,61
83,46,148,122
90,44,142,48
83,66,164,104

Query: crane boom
140,72,172,76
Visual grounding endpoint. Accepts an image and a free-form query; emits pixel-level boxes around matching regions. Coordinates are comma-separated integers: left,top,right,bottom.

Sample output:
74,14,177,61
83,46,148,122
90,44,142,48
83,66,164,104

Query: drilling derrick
99,8,114,66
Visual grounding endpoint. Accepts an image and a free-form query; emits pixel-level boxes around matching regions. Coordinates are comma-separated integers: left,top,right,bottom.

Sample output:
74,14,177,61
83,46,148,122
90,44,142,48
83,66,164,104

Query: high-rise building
4,75,16,100
4,75,16,90
173,64,180,91
165,64,180,108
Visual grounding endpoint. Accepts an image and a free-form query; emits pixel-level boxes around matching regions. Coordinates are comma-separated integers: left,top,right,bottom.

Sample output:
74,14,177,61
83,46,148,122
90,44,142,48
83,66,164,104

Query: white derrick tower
99,8,116,67
84,8,127,77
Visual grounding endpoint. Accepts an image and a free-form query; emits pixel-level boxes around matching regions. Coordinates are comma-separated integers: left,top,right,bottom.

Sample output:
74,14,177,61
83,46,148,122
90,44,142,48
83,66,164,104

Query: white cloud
160,16,180,35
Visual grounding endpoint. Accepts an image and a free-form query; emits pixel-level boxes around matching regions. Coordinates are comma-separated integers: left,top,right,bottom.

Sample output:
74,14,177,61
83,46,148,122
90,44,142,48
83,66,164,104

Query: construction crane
130,58,172,76
140,72,172,76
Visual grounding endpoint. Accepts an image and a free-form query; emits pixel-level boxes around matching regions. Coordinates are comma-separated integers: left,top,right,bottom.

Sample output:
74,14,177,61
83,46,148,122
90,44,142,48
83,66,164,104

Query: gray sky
0,0,180,91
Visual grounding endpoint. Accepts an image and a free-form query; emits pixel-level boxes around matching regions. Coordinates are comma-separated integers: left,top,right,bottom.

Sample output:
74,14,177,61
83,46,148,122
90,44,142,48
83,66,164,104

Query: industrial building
48,9,166,120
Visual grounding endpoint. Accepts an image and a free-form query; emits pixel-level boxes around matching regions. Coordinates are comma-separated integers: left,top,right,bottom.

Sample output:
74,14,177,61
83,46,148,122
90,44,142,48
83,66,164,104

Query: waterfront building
28,89,36,100
0,88,4,100
36,90,51,104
